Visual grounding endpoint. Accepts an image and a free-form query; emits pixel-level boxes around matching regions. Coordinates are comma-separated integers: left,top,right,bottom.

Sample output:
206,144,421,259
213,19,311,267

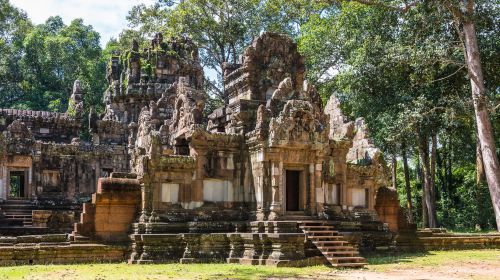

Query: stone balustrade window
330,184,340,205
161,183,179,203
42,170,60,192
352,188,368,207
203,179,233,202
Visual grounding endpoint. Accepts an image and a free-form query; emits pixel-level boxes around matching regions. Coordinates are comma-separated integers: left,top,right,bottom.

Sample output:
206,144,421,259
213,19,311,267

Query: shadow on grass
204,268,302,280
364,251,435,265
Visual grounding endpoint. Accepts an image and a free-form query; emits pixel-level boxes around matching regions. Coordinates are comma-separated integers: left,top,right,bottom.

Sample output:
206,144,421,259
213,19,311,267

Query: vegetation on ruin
0,0,498,231
0,249,498,279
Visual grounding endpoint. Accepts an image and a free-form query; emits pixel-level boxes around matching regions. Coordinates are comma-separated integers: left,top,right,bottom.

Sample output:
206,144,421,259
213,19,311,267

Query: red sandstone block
95,222,129,232
81,213,94,224
94,213,134,223
83,203,96,214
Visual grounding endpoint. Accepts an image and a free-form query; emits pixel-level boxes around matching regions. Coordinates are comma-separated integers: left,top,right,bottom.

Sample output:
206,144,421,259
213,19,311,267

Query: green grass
0,249,498,279
0,263,332,280
446,229,500,234
365,249,500,271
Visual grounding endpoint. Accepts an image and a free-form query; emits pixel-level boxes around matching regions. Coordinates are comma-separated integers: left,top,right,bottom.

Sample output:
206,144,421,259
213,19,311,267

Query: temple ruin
3,32,495,267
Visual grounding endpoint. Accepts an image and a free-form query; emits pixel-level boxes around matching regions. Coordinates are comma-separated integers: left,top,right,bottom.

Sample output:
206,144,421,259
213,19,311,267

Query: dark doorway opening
175,138,190,156
9,171,25,198
286,170,301,211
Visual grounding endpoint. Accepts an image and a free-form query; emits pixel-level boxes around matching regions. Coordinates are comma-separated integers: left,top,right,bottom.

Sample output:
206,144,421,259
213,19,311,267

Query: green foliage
294,1,499,230
66,99,77,117
0,1,107,131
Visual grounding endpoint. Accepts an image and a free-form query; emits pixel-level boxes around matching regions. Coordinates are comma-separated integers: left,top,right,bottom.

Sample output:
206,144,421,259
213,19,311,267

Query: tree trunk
418,133,437,228
392,154,398,190
422,181,428,228
416,151,428,228
430,134,438,226
402,146,414,224
476,136,486,230
447,138,453,196
463,21,500,231
476,137,485,185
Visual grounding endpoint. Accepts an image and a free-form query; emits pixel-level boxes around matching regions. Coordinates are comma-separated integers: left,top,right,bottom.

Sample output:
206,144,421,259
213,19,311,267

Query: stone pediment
268,100,328,147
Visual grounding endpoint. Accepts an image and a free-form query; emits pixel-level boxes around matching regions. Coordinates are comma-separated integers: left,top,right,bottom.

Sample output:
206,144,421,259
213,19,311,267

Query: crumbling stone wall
73,173,141,242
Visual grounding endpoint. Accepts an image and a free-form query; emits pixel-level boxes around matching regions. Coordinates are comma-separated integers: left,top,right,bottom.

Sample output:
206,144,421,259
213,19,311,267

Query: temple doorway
9,171,26,198
285,170,301,211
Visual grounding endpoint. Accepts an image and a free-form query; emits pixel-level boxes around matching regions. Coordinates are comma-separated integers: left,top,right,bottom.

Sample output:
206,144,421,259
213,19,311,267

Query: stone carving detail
3,120,34,154
324,94,354,140
347,118,381,165
68,80,84,118
169,78,206,137
268,100,327,145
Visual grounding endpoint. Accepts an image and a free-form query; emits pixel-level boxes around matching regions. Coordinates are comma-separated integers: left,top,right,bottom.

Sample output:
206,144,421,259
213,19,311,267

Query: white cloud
10,0,155,46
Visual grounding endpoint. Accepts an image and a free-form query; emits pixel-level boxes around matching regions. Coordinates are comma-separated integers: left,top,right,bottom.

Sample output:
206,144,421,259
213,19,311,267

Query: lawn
0,249,498,280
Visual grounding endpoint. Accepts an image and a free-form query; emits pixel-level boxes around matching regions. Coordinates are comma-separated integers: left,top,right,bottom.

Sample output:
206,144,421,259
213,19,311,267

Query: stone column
268,161,282,220
180,234,201,263
251,150,266,221
0,165,5,200
315,162,325,215
148,182,160,223
227,233,244,263
308,164,316,215
138,183,151,223
193,150,206,208
28,164,34,198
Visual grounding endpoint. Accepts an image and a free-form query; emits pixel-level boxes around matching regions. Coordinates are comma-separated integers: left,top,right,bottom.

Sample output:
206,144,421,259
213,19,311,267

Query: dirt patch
328,261,500,280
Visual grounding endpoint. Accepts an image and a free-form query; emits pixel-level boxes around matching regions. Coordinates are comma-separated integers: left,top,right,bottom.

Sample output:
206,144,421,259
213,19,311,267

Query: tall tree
0,0,32,109
443,0,500,231
319,0,500,231
21,17,105,113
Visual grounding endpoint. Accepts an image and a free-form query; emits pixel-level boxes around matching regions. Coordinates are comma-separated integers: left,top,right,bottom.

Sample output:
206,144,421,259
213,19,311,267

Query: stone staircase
299,220,367,268
0,199,33,227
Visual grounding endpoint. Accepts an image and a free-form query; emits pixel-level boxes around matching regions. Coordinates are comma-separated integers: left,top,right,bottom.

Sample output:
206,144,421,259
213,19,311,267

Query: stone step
2,210,32,213
317,246,356,251
1,199,32,204
313,241,348,247
310,236,343,240
4,214,32,218
309,233,341,236
313,240,348,244
4,216,32,219
299,225,333,229
281,216,319,221
305,230,338,233
328,256,366,262
299,222,332,226
300,220,365,269
323,251,359,256
69,234,91,243
331,262,368,268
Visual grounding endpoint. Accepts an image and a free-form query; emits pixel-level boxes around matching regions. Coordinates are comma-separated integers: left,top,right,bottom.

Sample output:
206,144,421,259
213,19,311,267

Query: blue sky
10,0,155,46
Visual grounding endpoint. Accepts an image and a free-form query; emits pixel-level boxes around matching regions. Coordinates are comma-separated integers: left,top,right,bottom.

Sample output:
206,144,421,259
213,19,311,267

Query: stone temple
0,33,408,267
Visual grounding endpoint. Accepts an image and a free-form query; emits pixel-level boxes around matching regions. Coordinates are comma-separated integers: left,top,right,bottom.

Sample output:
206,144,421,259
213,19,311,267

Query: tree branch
322,0,420,13
428,65,466,84
466,0,475,15
442,0,465,20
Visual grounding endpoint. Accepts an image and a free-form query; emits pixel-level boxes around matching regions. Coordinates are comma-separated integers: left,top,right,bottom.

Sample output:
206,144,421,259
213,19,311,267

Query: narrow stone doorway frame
282,164,308,215
7,168,29,199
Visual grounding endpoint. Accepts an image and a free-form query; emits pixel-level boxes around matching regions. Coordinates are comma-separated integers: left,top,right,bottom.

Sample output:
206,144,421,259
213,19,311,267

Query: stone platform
0,234,126,266
396,228,500,251
128,231,324,267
